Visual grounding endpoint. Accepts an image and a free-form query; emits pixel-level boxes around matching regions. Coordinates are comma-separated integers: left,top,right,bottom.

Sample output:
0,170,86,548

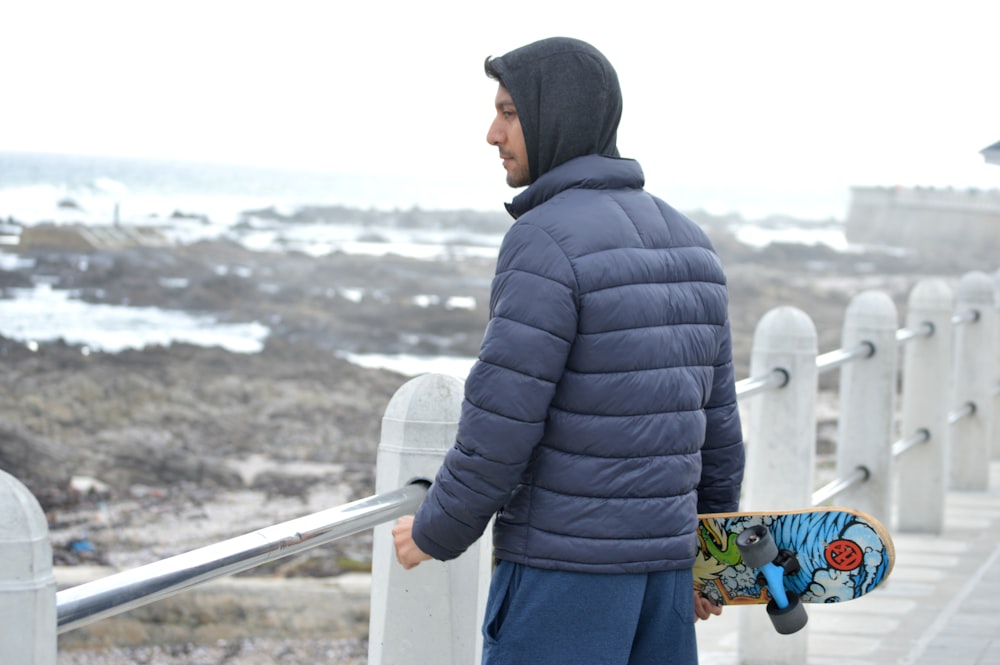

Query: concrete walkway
695,461,1000,665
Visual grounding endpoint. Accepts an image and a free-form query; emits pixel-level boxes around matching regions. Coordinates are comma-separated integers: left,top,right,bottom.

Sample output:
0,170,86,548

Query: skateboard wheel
736,524,779,568
767,590,808,634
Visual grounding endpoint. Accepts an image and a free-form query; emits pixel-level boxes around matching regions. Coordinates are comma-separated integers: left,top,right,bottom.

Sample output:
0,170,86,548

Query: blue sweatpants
482,560,698,665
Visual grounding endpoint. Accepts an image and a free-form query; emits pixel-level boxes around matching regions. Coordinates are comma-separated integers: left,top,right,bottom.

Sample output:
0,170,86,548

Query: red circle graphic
825,539,864,571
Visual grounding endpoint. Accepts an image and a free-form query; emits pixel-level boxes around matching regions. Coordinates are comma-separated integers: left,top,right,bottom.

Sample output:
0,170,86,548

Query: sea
0,150,848,377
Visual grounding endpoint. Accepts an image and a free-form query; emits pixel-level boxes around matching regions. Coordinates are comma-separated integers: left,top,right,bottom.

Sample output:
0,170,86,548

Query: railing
743,295,988,511
731,270,998,664
739,274,997,507
1,268,998,665
56,483,428,633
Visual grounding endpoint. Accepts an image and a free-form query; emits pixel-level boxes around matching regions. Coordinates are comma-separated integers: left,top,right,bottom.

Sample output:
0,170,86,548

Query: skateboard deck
694,507,895,607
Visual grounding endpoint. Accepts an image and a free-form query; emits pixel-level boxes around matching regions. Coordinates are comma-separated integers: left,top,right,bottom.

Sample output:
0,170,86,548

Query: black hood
488,37,622,183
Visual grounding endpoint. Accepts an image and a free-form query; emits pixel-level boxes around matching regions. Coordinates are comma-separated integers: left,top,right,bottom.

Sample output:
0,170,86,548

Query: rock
0,419,74,503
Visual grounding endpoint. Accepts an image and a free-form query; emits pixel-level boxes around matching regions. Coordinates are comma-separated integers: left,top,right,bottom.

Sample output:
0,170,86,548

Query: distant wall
845,186,1000,256
19,224,168,252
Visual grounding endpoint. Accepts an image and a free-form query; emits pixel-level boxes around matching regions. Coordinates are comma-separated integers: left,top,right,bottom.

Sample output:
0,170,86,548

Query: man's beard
506,165,531,188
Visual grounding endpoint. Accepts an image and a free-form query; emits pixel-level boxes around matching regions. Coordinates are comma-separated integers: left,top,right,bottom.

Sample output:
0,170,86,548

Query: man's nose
486,119,502,146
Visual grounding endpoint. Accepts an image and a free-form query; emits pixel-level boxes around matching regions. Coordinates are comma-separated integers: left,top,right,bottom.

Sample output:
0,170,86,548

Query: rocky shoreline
0,208,984,664
56,569,372,664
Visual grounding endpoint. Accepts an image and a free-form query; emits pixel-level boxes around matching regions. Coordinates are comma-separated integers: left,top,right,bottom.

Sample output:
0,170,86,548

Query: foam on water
0,283,269,354
733,222,848,250
337,352,477,380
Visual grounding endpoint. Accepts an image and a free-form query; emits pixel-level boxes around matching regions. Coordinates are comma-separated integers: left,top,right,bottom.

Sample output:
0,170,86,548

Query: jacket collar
505,154,645,219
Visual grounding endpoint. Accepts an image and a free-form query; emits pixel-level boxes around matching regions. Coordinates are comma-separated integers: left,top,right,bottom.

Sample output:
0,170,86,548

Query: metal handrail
812,466,869,506
56,482,428,634
896,321,934,344
892,428,931,458
736,342,876,398
812,428,927,506
819,399,980,503
730,301,991,504
743,313,960,392
952,309,980,326
816,342,874,374
948,402,976,425
734,368,787,398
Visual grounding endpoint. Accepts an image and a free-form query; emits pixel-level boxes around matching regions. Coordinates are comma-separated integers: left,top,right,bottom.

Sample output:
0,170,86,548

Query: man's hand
392,515,432,569
694,593,722,621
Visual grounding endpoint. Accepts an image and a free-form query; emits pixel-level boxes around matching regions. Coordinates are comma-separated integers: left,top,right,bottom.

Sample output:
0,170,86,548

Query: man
393,36,745,664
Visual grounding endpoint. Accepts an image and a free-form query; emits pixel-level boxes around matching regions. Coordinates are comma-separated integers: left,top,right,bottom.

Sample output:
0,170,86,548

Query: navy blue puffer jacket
413,154,745,573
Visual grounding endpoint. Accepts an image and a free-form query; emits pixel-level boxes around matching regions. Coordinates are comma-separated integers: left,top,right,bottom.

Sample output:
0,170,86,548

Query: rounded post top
0,469,53,581
382,373,464,424
908,278,953,310
845,290,898,330
752,306,817,355
957,270,996,305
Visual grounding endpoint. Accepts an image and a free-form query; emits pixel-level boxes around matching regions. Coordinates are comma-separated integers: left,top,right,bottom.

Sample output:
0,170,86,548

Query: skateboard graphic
694,507,895,634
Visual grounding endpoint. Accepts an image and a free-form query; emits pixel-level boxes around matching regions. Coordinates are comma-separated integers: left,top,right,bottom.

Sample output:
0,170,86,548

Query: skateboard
694,507,895,634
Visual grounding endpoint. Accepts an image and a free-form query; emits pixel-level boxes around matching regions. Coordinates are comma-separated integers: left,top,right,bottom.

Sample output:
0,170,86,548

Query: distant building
845,185,1000,256
845,140,1000,256
983,140,1000,166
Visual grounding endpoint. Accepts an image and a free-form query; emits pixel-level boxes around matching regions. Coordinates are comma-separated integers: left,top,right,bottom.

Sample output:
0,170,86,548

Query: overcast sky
3,1,999,217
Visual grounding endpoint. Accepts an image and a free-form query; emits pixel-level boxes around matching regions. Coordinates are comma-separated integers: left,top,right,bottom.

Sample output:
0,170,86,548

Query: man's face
486,84,530,188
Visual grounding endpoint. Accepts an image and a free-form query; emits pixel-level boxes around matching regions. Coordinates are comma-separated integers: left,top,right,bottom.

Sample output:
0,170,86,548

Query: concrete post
897,279,954,532
738,306,817,665
951,271,997,490
368,373,491,665
835,290,899,522
0,469,57,664
994,268,1000,459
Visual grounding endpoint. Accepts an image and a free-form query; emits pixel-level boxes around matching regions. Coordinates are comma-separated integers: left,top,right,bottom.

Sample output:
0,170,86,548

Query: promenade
695,460,1000,664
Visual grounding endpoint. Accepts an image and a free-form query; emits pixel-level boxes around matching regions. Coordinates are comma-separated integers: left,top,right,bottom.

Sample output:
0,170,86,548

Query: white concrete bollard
368,373,492,665
951,271,997,490
994,268,1000,459
897,279,954,533
738,306,817,665
0,469,57,664
835,290,899,522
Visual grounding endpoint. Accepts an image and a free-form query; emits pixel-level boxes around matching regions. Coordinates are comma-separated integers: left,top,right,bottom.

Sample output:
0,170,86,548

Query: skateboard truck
735,524,809,634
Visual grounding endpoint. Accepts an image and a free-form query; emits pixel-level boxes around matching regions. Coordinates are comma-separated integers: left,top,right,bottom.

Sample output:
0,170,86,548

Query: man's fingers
694,593,722,621
391,515,431,569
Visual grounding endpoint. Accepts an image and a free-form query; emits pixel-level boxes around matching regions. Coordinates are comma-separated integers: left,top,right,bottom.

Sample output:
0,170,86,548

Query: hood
489,37,623,183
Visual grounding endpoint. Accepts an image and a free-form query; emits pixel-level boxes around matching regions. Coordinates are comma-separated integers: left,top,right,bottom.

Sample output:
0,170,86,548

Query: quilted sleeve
697,318,746,514
412,221,578,560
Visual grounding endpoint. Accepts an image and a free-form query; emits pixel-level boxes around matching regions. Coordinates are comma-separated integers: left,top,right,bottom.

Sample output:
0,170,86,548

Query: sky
2,1,999,219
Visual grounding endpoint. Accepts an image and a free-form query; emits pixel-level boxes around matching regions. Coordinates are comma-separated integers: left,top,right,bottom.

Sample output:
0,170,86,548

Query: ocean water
0,151,510,362
0,150,504,222
0,150,847,368
0,283,269,354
